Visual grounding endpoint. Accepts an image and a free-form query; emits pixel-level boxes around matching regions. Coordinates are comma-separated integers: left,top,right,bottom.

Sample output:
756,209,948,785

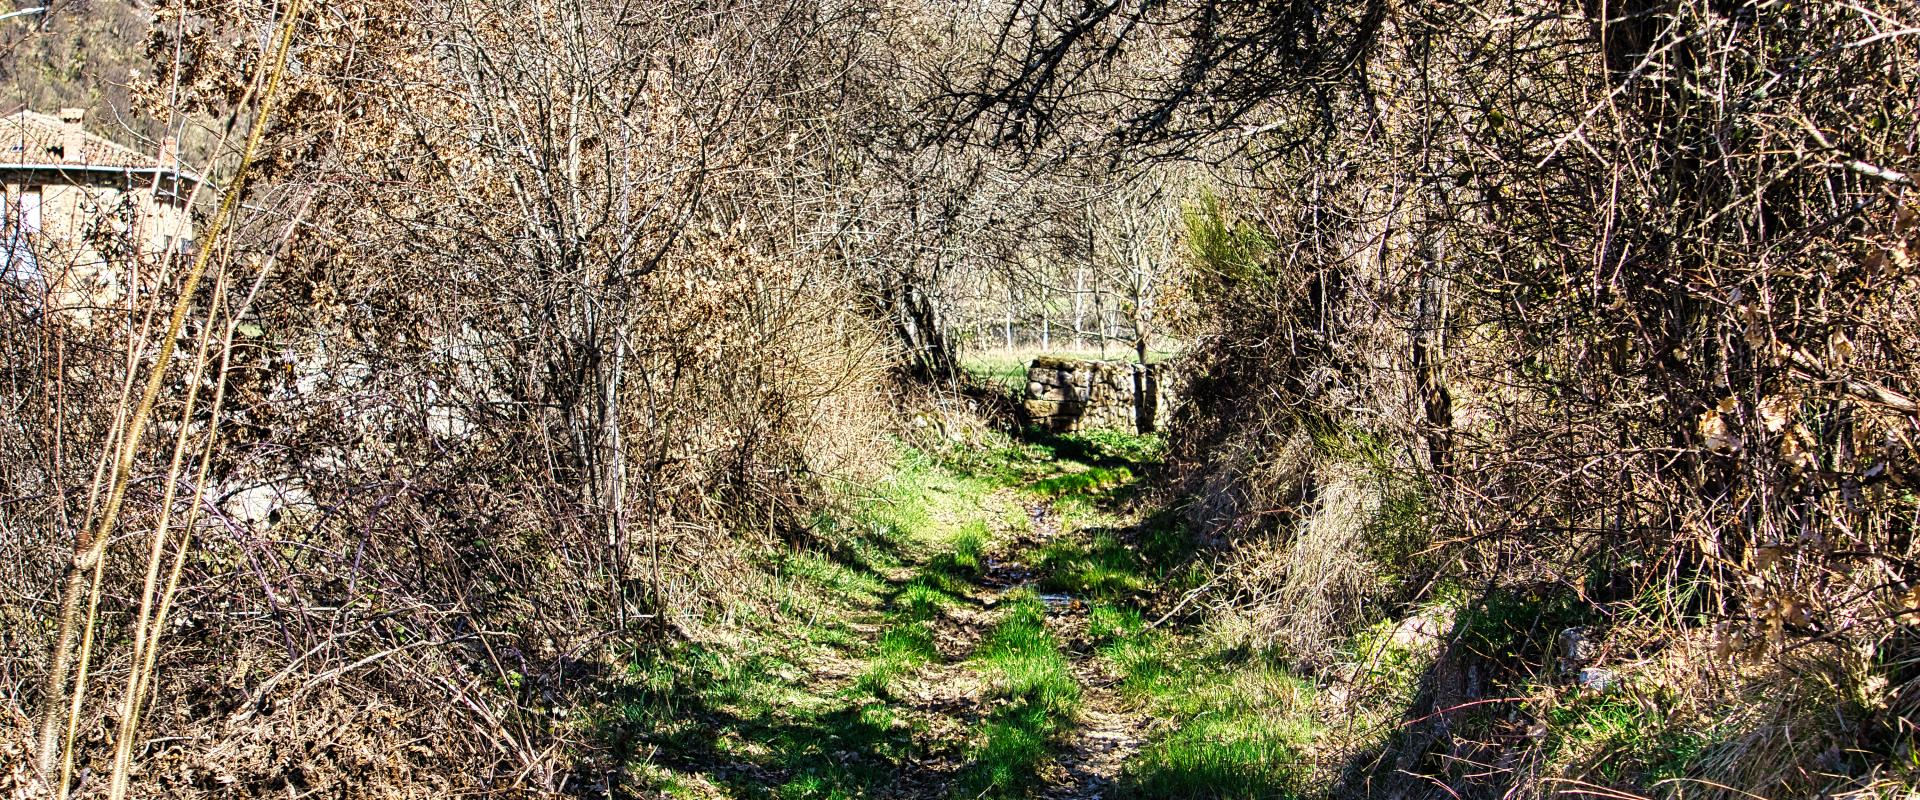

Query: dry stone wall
1022,356,1179,434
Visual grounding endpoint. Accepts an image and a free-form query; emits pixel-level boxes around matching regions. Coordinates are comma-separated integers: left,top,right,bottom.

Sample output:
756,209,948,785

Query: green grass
604,426,1253,799
895,579,953,620
1029,465,1134,498
1543,691,1717,786
857,530,984,698
1034,533,1150,600
961,590,1082,797
602,441,1026,798
854,621,938,697
779,549,890,606
1117,655,1319,799
1086,611,1318,799
933,428,1061,486
1126,713,1315,799
1341,619,1434,707
1052,430,1168,467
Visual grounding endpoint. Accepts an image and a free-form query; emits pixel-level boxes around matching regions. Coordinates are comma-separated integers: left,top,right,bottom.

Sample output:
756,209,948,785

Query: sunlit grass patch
853,621,938,698
1051,429,1167,468
978,592,1081,714
928,521,988,574
960,590,1082,797
1097,617,1319,799
933,429,1062,487
1125,712,1315,799
1088,602,1146,643
894,579,953,621
1029,465,1133,498
779,549,890,606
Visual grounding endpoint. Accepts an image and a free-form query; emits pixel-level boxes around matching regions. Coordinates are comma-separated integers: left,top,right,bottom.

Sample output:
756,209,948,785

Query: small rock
1558,626,1595,670
1576,667,1617,692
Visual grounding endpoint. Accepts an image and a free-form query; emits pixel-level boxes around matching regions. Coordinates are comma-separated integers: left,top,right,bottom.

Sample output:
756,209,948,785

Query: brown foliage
2,0,903,796
964,0,1920,795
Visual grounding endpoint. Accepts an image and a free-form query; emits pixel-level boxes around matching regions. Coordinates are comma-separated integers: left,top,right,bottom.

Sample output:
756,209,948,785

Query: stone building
0,107,200,321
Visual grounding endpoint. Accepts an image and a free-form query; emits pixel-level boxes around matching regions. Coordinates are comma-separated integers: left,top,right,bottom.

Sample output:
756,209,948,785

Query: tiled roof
0,109,165,169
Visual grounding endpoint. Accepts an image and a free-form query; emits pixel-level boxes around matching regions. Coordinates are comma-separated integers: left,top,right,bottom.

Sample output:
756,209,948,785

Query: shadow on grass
595,594,988,798
590,520,1010,799
953,590,1081,798
1022,430,1165,472
600,667,959,799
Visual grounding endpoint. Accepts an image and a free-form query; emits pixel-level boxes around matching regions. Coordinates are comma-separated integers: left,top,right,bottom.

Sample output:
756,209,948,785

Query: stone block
1023,399,1060,417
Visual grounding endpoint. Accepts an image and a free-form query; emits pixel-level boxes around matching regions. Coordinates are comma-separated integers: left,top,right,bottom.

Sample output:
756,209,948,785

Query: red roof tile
0,109,165,169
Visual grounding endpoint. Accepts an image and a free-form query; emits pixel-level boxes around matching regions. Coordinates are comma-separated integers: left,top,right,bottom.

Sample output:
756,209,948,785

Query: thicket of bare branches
5,0,1918,796
0,0,960,795
963,0,1920,796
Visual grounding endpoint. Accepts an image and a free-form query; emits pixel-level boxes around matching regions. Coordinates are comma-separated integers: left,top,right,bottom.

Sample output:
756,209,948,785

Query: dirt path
978,496,1152,800
628,440,1173,800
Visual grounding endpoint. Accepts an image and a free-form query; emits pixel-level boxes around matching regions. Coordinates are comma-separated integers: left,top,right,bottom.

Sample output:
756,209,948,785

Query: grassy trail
621,422,1775,800
1009,496,1152,799
624,429,1300,799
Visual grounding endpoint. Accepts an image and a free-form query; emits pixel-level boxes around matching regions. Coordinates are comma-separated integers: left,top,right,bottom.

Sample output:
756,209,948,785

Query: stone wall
1022,356,1179,434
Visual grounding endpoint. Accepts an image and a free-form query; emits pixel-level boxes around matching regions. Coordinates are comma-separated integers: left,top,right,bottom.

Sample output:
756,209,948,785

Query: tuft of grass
1543,690,1716,786
1125,713,1314,799
1088,602,1146,644
1097,619,1319,799
978,592,1081,714
894,579,952,621
780,550,889,606
1035,533,1149,600
1030,466,1134,498
961,590,1082,797
853,621,938,698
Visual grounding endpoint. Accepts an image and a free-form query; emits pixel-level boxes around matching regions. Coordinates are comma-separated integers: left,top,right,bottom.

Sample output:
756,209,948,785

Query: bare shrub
1,0,905,795
963,0,1920,795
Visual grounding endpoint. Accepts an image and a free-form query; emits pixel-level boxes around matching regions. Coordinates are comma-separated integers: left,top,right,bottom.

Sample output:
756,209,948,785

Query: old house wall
4,178,192,321
26,183,131,317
